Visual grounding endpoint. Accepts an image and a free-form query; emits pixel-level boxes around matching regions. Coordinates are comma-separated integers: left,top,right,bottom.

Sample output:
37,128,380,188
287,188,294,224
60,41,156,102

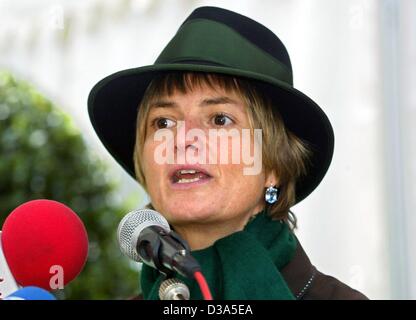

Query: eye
212,113,234,126
153,117,176,129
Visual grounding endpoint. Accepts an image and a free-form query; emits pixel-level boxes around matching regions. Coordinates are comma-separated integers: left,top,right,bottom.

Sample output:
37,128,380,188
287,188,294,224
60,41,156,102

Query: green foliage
0,71,142,299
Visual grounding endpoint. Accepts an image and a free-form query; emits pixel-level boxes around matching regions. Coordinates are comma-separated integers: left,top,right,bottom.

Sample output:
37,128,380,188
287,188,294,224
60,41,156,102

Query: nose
174,118,207,164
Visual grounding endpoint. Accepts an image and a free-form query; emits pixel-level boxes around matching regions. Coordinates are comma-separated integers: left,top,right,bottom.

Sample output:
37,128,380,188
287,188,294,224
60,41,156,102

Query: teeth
177,177,201,184
173,169,209,184
179,169,197,174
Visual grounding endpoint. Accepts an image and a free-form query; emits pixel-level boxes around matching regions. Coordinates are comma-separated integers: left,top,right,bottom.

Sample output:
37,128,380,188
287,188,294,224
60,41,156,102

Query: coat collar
280,237,317,299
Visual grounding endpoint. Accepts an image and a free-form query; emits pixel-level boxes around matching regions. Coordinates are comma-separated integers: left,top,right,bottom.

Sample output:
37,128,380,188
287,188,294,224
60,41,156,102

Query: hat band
155,18,293,85
167,59,226,67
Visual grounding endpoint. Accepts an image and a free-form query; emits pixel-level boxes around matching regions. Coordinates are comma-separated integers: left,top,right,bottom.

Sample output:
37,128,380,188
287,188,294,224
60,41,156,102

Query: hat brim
88,63,334,204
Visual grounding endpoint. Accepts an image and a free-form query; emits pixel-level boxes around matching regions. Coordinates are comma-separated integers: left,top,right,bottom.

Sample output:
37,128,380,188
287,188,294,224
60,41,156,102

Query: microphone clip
137,226,200,278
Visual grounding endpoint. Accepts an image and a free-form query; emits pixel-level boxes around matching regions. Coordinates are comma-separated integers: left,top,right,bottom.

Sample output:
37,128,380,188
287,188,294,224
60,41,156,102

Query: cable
193,271,213,300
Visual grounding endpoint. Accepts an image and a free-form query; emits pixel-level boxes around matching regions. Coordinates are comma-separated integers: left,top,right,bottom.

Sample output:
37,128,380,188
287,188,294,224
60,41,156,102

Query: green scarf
140,210,297,300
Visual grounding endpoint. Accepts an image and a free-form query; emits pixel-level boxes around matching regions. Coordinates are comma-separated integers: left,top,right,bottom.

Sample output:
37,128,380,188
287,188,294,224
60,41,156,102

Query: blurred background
0,0,415,299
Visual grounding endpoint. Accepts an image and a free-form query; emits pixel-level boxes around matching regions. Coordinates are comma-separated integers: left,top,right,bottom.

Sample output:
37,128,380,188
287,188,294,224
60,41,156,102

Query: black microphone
117,209,201,279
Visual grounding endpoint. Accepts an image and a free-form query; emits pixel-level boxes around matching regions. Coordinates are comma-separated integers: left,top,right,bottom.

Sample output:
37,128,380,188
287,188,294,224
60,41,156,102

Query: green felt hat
88,6,334,204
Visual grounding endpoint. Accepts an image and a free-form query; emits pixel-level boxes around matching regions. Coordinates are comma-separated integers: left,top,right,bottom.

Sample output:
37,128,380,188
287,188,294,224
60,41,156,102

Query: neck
171,205,265,251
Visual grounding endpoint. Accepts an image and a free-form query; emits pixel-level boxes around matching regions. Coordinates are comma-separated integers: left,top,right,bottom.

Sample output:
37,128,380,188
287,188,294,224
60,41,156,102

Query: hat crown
155,6,294,85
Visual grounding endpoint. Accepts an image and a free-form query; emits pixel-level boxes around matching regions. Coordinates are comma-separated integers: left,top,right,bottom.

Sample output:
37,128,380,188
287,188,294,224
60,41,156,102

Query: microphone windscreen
4,286,56,300
1,199,88,290
118,209,170,262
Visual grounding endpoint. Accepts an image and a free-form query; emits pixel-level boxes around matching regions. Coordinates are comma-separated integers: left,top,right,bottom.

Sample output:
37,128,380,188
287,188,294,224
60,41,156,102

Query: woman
88,6,368,300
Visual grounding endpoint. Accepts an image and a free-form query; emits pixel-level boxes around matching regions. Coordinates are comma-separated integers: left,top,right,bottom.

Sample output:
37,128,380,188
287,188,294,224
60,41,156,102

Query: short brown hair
133,72,312,228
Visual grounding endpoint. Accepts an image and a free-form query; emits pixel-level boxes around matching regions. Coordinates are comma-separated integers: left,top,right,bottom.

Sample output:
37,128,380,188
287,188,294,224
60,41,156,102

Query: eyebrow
149,96,239,109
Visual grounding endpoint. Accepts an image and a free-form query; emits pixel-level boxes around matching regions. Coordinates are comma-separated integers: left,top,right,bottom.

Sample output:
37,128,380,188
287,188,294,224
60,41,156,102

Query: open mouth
170,168,212,185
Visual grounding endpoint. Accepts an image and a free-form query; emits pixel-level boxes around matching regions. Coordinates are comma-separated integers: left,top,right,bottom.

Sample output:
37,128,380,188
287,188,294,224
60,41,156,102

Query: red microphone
0,199,88,294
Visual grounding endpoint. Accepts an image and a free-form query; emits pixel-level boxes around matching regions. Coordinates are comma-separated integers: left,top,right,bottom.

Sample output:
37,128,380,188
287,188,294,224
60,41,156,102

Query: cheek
213,130,259,165
141,139,160,183
141,140,166,207
218,167,265,216
221,163,265,197
241,175,265,206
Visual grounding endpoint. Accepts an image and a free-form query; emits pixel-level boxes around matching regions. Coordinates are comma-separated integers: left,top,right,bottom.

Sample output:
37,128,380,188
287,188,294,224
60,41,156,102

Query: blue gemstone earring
265,185,280,204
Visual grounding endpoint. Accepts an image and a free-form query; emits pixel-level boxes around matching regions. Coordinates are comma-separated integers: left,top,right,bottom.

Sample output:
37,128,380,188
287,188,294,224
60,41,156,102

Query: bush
0,71,142,299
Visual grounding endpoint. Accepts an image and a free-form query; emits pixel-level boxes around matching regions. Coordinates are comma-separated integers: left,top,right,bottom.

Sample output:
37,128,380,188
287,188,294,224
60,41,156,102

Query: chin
162,201,218,225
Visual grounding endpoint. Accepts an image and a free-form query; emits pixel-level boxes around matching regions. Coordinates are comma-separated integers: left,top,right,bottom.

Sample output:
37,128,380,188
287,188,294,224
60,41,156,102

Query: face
141,83,273,229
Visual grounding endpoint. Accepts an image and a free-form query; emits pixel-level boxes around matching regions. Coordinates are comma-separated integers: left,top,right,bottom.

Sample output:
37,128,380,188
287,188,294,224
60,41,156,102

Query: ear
264,170,279,188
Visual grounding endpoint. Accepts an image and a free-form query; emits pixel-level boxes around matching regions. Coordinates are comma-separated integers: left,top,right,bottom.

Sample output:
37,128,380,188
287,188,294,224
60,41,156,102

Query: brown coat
280,240,368,300
134,240,369,300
